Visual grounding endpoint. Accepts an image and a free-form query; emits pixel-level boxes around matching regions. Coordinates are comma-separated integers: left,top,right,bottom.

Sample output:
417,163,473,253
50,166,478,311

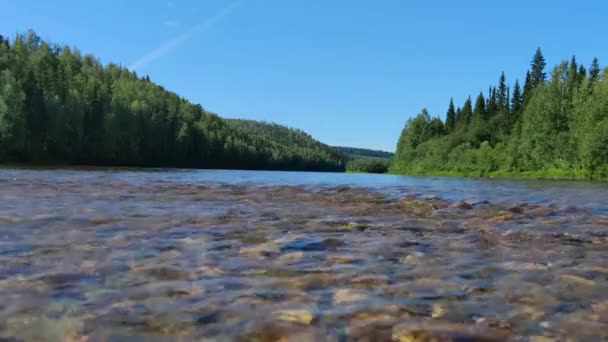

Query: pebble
450,201,473,210
273,309,314,325
239,243,279,258
334,289,367,304
560,274,596,287
279,251,305,262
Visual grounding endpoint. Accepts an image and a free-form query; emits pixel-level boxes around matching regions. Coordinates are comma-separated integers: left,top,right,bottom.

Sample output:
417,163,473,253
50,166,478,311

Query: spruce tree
505,86,510,112
473,92,487,120
590,57,600,81
487,87,497,117
522,70,533,106
511,80,522,115
578,65,587,83
497,72,508,110
530,48,547,88
459,97,473,126
567,55,580,94
445,98,456,132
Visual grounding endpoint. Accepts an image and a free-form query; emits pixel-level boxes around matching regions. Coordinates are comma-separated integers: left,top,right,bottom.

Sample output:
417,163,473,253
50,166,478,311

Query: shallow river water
0,168,607,341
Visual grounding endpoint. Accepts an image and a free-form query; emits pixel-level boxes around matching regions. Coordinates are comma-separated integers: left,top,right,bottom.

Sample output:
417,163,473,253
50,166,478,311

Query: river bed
0,168,607,341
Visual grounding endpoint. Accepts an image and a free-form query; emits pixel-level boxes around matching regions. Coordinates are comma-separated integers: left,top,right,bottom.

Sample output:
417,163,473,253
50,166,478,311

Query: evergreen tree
445,98,456,132
567,55,580,96
506,86,510,113
530,47,547,88
523,70,533,106
497,72,508,110
473,93,487,120
511,80,523,115
458,97,473,126
578,65,587,83
487,87,497,117
590,57,600,81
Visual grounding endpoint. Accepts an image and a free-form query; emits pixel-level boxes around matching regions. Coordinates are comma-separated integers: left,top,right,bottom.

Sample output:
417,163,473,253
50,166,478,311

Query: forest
391,48,608,180
0,31,346,171
335,146,393,174
345,158,389,174
334,146,394,160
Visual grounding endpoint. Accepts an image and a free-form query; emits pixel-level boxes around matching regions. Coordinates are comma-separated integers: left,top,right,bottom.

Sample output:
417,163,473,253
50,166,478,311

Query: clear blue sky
1,0,606,151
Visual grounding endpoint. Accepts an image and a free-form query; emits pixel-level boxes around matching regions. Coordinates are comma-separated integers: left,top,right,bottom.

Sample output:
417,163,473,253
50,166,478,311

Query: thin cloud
129,1,240,71
163,20,179,27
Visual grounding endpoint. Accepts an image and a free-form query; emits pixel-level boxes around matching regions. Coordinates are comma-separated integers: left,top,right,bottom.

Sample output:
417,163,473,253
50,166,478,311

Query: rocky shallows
0,178,607,341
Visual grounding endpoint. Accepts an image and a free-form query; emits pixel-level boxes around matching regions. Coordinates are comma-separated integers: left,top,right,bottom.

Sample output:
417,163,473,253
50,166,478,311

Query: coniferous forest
0,31,346,171
391,49,608,180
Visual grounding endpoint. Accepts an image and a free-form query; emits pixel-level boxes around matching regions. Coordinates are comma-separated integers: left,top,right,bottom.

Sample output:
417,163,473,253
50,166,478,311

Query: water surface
0,168,607,341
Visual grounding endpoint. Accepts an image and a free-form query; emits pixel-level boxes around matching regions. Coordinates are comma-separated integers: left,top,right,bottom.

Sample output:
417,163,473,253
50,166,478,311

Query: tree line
333,146,394,160
345,158,389,174
391,48,608,180
0,31,346,171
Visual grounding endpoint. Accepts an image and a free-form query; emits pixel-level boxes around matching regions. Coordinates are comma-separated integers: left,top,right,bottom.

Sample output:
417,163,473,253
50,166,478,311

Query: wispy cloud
129,1,240,71
163,20,179,27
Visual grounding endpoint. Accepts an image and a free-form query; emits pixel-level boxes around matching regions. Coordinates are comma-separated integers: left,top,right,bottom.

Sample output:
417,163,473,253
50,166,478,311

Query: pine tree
530,48,547,88
511,80,522,115
590,57,600,81
445,98,456,132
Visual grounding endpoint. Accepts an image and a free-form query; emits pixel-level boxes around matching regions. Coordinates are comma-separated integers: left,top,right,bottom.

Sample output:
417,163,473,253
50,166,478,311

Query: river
0,168,607,340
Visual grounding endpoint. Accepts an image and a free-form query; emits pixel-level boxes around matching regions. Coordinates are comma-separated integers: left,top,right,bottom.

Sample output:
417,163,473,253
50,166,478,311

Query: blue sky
1,0,606,151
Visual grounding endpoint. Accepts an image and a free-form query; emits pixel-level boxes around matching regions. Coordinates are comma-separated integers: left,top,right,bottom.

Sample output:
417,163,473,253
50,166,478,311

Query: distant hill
333,146,394,160
226,119,347,170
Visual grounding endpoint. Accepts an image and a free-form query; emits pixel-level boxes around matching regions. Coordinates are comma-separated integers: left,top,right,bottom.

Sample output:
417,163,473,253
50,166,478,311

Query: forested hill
0,31,345,171
392,48,608,180
226,119,346,170
334,146,394,160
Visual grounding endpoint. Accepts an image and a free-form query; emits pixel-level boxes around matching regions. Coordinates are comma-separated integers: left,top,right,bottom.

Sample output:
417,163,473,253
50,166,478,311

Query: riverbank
390,168,607,182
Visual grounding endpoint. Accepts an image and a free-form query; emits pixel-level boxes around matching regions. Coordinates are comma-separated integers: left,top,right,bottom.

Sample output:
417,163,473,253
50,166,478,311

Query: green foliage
0,31,345,171
391,48,608,180
333,146,394,160
345,158,389,174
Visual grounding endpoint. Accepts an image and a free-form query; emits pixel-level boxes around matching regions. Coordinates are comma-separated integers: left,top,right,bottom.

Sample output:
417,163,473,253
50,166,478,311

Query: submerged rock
391,321,507,342
450,201,473,210
273,309,315,325
280,235,345,252
334,288,367,305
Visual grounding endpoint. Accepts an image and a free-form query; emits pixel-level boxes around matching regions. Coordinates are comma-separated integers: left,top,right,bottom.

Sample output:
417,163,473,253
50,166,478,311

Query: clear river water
0,168,607,341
